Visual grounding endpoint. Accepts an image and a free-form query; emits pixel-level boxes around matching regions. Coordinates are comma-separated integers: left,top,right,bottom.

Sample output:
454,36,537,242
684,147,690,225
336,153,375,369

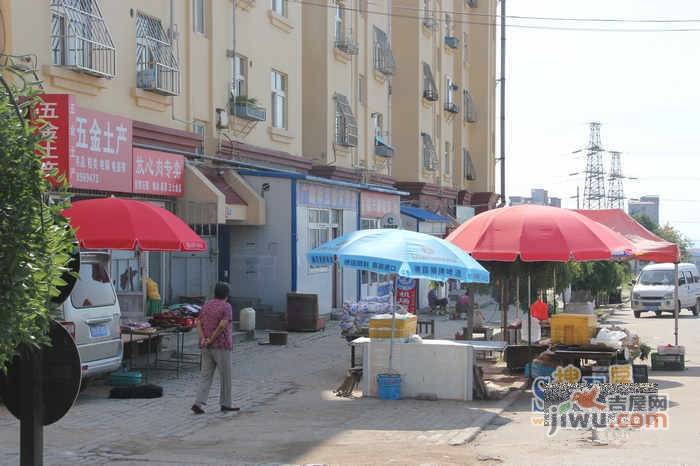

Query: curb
447,388,524,446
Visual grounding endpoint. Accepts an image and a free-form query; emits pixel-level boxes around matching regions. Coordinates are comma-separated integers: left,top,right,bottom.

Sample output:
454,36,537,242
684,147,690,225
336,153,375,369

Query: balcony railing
444,36,460,49
444,102,459,114
423,87,439,102
335,34,359,55
374,136,395,158
230,97,266,122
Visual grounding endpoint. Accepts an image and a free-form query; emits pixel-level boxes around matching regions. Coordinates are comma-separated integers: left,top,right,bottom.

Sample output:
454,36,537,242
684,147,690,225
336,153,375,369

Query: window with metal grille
271,69,287,129
421,132,437,171
232,54,248,97
50,0,115,78
272,0,288,17
445,76,459,113
193,0,205,34
422,62,438,101
463,148,476,180
193,121,206,155
135,12,180,96
373,27,395,75
334,93,358,147
463,89,477,122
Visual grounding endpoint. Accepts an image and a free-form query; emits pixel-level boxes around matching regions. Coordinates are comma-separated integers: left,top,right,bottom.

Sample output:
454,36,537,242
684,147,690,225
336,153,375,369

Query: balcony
444,102,459,114
334,35,359,56
230,96,266,122
444,36,460,49
374,136,395,158
423,88,439,102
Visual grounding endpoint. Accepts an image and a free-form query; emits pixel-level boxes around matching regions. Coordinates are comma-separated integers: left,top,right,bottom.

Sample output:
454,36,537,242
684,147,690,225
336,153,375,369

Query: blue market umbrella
307,229,490,371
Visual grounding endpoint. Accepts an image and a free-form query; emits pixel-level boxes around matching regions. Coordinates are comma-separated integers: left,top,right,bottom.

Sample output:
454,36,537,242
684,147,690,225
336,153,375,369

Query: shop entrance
170,224,219,303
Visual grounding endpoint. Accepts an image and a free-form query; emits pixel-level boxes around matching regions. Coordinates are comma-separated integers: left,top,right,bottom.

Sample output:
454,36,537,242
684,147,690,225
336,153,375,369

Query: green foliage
0,79,74,370
632,213,693,262
568,261,631,297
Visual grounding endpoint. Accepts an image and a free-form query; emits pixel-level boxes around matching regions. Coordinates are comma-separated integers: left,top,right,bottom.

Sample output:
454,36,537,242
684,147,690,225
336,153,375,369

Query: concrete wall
228,176,293,313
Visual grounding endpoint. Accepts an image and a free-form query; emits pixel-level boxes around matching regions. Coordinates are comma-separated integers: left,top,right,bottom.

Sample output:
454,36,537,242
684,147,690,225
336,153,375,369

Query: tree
0,69,74,371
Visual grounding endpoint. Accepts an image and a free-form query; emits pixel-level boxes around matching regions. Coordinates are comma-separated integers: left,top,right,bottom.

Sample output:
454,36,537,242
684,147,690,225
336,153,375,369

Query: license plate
647,305,659,312
89,324,109,338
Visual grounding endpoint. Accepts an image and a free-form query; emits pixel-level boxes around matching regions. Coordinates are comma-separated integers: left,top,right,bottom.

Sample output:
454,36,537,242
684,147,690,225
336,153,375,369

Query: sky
501,0,700,247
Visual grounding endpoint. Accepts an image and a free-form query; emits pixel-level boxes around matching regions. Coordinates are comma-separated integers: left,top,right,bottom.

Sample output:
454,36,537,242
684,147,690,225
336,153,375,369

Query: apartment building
391,0,498,216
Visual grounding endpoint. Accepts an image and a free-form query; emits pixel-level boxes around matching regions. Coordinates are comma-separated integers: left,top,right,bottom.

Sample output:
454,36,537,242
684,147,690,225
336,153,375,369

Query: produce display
148,304,201,331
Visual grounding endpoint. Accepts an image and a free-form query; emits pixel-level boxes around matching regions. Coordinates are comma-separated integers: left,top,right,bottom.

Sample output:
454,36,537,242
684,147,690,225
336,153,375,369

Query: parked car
56,252,123,377
631,263,700,318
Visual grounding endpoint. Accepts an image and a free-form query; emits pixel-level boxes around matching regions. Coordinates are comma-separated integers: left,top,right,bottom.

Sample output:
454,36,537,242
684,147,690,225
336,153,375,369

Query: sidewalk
0,321,522,465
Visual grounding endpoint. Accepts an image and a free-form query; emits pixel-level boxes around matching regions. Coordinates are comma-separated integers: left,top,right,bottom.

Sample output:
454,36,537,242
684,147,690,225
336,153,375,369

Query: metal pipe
498,0,506,206
527,273,532,385
674,262,679,345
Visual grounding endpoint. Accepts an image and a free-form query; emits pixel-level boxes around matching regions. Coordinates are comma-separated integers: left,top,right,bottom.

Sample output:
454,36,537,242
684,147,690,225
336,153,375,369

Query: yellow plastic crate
550,313,597,345
369,315,417,339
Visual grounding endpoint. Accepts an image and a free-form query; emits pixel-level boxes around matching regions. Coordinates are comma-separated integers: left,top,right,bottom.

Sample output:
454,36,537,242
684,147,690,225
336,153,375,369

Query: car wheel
655,311,662,318
634,311,641,318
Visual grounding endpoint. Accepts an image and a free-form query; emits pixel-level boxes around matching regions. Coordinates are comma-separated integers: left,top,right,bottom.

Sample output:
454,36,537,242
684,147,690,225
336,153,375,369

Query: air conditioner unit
381,212,401,229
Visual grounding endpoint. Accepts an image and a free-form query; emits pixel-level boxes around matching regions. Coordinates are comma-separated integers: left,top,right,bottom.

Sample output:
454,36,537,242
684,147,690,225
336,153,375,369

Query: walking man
191,282,239,414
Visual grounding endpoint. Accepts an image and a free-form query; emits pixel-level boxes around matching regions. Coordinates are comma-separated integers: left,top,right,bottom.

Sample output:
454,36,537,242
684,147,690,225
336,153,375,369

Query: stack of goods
121,321,156,334
651,344,685,371
369,313,417,339
149,306,198,331
339,295,393,340
550,313,597,345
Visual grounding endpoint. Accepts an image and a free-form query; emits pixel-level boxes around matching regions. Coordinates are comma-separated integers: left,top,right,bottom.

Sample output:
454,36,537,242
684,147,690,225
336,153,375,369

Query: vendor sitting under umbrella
428,284,448,312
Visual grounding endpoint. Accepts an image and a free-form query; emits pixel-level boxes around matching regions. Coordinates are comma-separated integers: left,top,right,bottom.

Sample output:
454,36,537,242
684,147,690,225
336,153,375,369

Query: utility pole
582,122,606,209
607,151,625,209
499,0,506,206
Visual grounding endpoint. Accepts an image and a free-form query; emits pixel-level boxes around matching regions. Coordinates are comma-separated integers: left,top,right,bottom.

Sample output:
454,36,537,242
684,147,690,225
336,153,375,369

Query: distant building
690,249,700,271
628,195,660,225
509,189,561,208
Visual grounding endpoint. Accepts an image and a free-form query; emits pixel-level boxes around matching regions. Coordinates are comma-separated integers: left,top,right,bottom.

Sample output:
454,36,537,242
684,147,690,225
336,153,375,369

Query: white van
57,252,123,377
631,263,700,318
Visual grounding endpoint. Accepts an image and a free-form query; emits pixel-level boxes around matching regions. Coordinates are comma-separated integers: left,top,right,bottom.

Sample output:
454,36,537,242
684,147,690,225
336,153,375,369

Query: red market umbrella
63,198,207,252
446,205,636,262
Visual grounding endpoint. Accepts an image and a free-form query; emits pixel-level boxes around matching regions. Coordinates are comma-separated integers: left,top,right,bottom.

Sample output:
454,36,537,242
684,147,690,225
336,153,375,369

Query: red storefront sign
34,94,73,183
133,148,184,197
396,276,417,314
70,105,132,192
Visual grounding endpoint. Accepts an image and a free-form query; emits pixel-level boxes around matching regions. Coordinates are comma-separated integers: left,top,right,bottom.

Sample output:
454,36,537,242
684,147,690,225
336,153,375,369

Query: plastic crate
550,314,597,345
651,352,685,371
369,315,417,339
108,370,143,386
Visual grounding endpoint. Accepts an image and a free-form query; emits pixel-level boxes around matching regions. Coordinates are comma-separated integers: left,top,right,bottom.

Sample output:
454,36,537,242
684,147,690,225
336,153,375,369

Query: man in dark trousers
191,282,239,414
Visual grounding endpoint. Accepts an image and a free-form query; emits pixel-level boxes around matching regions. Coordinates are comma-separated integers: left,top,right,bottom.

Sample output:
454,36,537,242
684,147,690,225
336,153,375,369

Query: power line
291,0,700,32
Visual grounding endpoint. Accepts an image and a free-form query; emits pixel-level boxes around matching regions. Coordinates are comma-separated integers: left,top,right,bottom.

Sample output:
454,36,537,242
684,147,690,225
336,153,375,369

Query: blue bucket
377,373,401,400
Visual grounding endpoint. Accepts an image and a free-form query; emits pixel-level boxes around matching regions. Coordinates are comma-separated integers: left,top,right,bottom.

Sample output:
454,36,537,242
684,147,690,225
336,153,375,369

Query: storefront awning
178,164,265,225
400,205,451,223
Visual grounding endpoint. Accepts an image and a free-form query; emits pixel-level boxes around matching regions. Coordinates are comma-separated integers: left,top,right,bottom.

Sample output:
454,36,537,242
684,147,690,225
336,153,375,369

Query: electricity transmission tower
607,151,625,209
582,122,606,209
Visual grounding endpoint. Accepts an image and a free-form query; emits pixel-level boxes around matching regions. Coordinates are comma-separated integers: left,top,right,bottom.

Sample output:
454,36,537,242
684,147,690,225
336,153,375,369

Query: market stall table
122,327,201,381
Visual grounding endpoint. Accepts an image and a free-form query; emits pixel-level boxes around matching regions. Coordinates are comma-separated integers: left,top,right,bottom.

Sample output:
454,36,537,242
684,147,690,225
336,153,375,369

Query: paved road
468,306,700,466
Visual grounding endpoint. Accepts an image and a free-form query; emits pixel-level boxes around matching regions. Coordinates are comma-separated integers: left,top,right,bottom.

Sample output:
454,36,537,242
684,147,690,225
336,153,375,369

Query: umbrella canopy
446,205,636,262
63,198,208,252
307,228,489,283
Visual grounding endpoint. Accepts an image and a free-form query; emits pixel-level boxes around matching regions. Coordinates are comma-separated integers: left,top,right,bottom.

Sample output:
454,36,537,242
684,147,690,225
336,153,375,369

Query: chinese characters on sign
298,183,356,210
70,106,132,192
133,148,184,197
360,192,400,218
34,94,73,184
396,276,417,314
34,94,185,197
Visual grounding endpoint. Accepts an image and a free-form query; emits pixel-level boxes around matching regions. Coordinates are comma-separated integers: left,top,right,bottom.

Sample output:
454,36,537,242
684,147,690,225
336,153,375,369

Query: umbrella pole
527,273,532,386
674,262,679,346
388,274,397,372
553,267,557,315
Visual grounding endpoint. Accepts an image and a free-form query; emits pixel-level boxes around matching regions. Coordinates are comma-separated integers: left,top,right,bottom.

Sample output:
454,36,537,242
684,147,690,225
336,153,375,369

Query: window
271,70,287,129
358,0,366,18
136,12,180,96
50,0,116,78
421,132,437,171
272,0,287,17
373,27,396,75
193,121,206,155
334,93,358,147
422,62,438,101
334,1,358,54
445,76,458,113
361,218,380,230
463,148,475,180
444,141,451,175
193,0,205,34
445,13,452,37
466,0,477,8
232,54,248,97
358,74,366,105
372,112,384,140
70,261,116,309
464,89,477,122
335,2,344,41
309,208,341,270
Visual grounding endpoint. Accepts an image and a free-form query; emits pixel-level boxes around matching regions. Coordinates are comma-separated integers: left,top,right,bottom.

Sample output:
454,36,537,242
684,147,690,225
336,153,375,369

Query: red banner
396,277,417,314
34,94,73,184
69,105,133,192
133,148,184,197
